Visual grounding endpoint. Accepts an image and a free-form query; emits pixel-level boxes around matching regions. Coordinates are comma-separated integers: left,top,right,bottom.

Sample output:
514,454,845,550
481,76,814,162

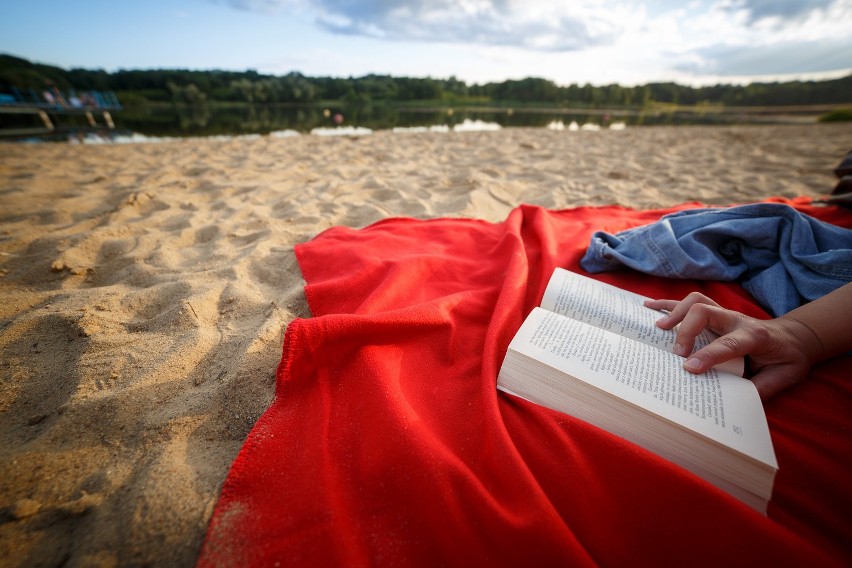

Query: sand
0,124,850,566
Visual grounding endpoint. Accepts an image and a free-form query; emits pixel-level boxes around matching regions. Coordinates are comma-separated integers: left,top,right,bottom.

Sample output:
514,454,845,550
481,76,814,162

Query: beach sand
1,124,850,566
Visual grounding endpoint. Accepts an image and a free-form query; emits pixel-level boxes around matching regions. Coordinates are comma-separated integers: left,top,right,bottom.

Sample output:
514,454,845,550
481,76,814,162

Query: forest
2,53,851,109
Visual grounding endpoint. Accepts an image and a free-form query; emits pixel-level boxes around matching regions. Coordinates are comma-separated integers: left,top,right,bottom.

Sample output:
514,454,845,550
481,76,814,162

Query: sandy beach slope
1,124,850,566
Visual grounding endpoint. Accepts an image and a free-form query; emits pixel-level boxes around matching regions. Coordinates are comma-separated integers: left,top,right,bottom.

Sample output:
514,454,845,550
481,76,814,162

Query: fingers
675,301,738,345
643,298,680,311
645,292,812,400
645,292,721,330
681,323,763,376
643,299,682,329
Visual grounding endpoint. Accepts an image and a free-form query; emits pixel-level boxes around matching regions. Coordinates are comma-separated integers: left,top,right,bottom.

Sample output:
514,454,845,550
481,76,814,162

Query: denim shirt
580,203,852,316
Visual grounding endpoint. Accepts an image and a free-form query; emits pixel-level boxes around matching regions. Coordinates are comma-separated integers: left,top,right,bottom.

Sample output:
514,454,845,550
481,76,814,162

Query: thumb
750,366,805,400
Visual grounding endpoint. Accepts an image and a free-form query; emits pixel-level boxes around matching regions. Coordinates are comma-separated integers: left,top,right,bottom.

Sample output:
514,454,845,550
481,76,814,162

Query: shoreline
7,100,845,143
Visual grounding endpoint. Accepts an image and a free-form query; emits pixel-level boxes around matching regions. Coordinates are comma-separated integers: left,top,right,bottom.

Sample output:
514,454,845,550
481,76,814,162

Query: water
109,103,817,139
1,102,821,142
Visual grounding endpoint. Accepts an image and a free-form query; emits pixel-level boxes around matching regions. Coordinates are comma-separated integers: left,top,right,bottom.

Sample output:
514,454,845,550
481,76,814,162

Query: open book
497,268,777,513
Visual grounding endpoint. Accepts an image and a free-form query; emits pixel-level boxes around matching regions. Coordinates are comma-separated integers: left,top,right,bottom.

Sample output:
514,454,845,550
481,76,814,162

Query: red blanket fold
198,200,851,567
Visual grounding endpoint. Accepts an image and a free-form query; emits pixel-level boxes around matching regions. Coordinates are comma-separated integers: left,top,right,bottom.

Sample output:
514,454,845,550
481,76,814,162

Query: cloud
314,1,619,51
675,37,852,76
222,0,290,14
219,0,625,51
216,0,852,82
722,0,838,24
676,0,852,77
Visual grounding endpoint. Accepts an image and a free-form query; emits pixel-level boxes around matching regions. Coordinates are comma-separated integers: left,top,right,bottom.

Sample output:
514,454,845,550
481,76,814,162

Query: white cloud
676,38,852,76
721,0,837,24
669,0,852,77
219,0,852,82
219,0,641,51
310,0,629,52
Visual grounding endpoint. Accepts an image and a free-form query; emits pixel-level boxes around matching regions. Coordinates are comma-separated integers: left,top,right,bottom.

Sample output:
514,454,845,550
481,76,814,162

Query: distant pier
0,88,122,139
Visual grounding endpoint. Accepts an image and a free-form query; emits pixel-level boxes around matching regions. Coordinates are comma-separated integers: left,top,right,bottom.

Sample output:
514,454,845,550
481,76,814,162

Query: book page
506,308,776,467
540,268,743,376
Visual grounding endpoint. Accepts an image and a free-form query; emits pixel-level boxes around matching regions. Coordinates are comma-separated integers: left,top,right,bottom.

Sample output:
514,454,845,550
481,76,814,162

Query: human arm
643,283,852,399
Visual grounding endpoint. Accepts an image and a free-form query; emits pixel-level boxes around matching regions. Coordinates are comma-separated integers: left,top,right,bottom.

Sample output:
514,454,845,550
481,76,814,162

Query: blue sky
2,0,851,86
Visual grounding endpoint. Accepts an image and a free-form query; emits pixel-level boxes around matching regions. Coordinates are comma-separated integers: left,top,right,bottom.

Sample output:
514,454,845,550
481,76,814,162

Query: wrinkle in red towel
199,202,851,567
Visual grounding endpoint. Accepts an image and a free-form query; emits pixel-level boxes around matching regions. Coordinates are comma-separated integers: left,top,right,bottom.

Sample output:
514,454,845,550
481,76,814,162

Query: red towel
198,200,851,567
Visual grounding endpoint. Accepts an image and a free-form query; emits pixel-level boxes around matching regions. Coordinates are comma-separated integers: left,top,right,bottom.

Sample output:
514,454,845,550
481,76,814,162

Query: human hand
644,292,821,399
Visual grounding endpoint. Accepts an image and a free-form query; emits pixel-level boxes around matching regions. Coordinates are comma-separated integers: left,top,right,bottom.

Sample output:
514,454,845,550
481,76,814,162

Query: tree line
2,53,850,108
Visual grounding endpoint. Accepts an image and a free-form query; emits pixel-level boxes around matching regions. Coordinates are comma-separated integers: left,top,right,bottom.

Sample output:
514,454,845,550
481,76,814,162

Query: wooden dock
0,90,122,138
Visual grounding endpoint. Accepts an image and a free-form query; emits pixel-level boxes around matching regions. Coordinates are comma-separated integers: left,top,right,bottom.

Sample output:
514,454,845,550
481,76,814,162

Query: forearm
779,283,852,363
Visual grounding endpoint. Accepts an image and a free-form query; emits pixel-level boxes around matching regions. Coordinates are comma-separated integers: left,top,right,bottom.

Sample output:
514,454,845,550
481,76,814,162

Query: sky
1,0,851,87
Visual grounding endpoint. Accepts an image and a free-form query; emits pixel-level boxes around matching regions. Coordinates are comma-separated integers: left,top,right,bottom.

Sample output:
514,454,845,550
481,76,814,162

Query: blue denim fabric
580,203,852,316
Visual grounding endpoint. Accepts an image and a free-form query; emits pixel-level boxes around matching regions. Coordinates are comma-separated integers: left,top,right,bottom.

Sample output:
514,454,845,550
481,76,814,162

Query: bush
818,108,852,122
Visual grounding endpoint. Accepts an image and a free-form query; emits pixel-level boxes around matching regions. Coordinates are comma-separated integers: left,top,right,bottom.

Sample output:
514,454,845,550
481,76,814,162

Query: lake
109,102,821,139
0,101,826,141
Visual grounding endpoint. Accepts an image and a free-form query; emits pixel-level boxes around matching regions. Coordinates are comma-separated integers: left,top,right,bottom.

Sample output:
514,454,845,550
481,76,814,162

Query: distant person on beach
645,283,852,399
42,83,68,107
